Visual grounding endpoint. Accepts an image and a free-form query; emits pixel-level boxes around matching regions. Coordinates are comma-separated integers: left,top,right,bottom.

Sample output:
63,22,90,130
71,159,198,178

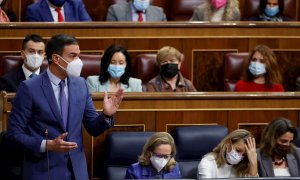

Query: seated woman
125,132,181,179
257,117,300,177
235,45,284,92
87,45,142,92
198,129,258,179
146,46,197,92
249,0,291,21
190,0,240,21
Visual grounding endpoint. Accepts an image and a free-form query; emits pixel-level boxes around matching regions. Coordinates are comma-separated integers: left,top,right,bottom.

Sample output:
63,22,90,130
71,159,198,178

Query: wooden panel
192,49,237,91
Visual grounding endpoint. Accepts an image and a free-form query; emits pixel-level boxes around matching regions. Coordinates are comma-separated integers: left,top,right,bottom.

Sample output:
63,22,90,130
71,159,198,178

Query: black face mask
49,0,66,7
160,63,179,78
272,143,291,158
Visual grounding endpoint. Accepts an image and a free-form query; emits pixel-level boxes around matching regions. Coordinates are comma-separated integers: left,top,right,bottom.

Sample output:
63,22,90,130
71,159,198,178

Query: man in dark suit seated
26,0,92,22
106,0,166,22
0,34,46,92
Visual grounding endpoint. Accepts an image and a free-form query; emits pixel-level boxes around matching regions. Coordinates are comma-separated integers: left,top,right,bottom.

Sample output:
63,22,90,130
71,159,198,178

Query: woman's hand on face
245,137,257,165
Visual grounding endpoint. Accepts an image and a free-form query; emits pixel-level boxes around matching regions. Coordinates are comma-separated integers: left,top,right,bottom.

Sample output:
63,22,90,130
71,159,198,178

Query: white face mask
248,61,266,76
25,53,44,69
57,55,83,77
226,147,244,165
150,156,170,172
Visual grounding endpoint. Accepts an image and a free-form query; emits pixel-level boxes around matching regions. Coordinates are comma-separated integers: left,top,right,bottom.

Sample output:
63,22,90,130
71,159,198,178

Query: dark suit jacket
0,66,26,92
6,71,112,180
257,148,300,177
0,66,46,93
106,2,166,21
26,0,92,22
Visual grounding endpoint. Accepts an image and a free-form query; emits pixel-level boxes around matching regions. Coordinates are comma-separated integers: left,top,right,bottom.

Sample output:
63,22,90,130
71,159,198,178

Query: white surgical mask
25,53,44,69
249,61,266,76
150,156,170,172
133,0,150,11
226,148,244,165
57,55,83,77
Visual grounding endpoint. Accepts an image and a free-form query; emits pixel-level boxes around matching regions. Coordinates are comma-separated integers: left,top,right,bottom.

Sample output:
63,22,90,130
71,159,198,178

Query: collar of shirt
160,72,186,90
47,0,65,22
22,64,40,79
47,68,68,86
130,3,146,22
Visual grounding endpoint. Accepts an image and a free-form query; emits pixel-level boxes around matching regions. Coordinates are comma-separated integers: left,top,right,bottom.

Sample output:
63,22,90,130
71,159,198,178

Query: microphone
45,127,51,180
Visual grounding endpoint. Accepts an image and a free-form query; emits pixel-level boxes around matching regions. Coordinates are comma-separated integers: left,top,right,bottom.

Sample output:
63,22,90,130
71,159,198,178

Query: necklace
272,157,285,166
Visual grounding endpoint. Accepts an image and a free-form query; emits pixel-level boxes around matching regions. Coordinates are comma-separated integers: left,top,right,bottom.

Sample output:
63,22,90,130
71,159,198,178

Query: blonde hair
207,129,253,177
241,45,282,87
138,132,177,171
156,46,181,65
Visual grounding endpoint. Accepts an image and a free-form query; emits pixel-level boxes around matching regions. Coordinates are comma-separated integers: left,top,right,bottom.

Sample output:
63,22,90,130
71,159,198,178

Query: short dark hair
46,34,78,64
22,34,44,50
99,45,132,87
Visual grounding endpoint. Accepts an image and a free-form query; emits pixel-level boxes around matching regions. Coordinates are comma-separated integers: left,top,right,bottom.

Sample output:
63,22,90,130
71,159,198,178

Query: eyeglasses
152,153,172,159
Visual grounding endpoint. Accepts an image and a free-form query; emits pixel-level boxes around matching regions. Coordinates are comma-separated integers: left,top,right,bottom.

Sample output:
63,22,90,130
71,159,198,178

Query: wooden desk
1,22,300,91
2,92,300,179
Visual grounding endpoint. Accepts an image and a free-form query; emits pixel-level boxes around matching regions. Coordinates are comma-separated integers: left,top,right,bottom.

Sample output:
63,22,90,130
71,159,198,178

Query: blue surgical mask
133,0,150,11
49,0,66,7
107,64,125,78
249,61,266,76
264,6,279,17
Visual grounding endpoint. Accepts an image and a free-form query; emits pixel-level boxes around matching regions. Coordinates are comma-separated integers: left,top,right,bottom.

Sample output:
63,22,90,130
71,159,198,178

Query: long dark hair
259,117,298,157
99,45,132,87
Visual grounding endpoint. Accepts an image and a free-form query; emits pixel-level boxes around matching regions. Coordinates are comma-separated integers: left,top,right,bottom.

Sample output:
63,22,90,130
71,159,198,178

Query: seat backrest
294,127,300,147
79,54,102,79
168,0,204,21
242,0,296,20
103,131,154,180
132,53,187,85
0,55,48,76
0,56,22,76
171,125,228,179
223,52,249,91
0,54,101,79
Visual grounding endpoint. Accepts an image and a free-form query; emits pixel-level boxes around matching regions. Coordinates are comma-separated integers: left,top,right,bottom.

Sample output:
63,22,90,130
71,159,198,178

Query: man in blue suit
26,0,92,22
6,34,123,180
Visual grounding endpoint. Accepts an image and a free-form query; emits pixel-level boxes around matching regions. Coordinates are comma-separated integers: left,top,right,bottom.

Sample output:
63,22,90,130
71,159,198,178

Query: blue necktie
59,80,68,128
29,73,37,78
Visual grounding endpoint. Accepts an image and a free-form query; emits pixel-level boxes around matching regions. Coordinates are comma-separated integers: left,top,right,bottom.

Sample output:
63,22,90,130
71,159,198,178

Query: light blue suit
86,75,142,92
26,0,92,22
6,71,112,180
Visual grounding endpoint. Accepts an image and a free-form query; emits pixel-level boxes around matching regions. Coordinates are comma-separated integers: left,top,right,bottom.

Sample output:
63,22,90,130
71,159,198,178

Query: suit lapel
66,76,77,130
287,153,298,176
41,72,65,130
40,0,54,21
261,154,275,176
126,3,133,21
63,1,72,21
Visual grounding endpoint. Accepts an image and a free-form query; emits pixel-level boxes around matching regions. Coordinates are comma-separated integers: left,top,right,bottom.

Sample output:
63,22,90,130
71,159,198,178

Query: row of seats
14,0,298,21
102,125,228,179
102,126,300,179
0,53,246,91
